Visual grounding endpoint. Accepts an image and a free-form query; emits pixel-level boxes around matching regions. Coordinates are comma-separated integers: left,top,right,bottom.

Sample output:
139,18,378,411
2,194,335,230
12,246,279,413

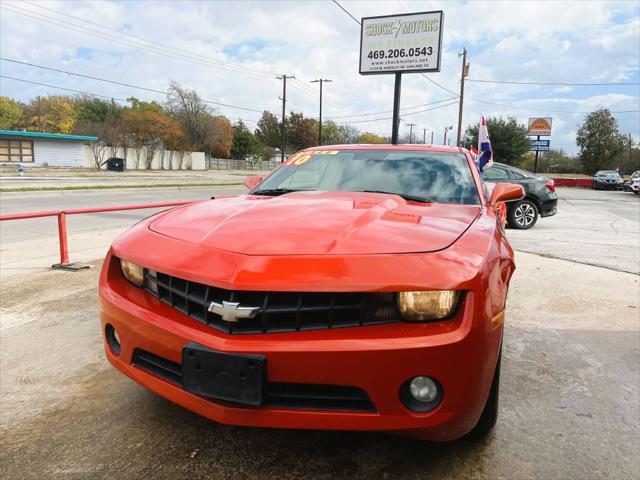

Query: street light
443,126,453,145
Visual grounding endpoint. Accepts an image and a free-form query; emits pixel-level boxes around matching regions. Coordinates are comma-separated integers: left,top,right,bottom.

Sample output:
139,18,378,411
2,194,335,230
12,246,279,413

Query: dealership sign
528,117,552,136
359,11,443,75
530,139,550,151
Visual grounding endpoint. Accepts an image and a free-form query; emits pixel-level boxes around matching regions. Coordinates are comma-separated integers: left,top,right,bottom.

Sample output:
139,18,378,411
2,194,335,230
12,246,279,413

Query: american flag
478,116,494,172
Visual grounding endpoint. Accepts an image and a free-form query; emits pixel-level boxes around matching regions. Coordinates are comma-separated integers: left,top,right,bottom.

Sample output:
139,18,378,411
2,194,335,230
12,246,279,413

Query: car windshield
252,149,480,205
597,171,619,177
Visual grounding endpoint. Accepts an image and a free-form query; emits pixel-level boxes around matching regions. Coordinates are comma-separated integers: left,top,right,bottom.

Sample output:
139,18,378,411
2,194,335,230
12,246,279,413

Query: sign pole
391,73,402,144
533,135,540,173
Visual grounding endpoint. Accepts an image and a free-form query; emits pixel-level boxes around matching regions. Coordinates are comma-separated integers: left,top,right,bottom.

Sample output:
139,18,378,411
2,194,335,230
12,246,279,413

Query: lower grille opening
131,349,376,413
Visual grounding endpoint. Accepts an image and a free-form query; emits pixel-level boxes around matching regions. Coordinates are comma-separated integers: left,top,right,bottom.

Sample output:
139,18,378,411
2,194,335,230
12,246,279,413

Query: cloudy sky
1,0,639,153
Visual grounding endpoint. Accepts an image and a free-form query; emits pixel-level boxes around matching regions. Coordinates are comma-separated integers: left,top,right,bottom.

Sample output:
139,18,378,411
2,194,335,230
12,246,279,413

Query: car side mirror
244,175,264,190
490,183,525,205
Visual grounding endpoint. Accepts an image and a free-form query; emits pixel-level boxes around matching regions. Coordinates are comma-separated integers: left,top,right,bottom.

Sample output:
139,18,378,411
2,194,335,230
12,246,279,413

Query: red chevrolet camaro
99,144,524,441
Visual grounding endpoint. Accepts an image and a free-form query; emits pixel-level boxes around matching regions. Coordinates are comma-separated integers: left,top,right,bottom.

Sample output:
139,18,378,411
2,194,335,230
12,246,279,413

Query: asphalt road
1,186,639,479
1,186,638,271
0,186,244,243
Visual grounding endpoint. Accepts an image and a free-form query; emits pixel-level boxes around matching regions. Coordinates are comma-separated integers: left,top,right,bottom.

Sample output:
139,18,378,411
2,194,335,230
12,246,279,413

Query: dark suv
482,163,558,229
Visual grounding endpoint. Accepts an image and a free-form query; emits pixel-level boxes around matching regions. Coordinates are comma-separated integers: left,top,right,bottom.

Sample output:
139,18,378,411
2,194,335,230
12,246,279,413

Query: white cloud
0,0,638,152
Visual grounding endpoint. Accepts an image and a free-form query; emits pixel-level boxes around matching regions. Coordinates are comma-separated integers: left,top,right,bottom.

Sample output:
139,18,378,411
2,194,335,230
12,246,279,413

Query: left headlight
397,290,460,322
120,259,144,287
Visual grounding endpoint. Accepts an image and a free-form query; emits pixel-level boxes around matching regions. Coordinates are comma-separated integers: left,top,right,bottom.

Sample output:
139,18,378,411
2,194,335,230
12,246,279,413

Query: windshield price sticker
284,150,339,166
360,11,443,75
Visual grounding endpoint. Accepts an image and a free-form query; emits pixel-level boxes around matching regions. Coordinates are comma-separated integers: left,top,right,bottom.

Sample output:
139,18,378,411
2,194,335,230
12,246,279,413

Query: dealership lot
1,187,639,479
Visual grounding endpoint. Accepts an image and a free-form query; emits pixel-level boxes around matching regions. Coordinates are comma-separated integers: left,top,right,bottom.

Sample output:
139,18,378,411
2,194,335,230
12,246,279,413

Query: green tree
613,135,640,175
24,96,77,133
358,132,387,144
230,120,259,159
286,111,317,152
463,116,530,166
576,108,626,174
76,97,124,124
255,110,281,148
127,96,163,113
0,96,24,129
319,121,347,145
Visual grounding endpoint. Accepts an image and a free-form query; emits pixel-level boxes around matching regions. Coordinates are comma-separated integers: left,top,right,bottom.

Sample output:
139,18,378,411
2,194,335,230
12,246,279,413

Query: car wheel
507,200,538,230
466,344,501,440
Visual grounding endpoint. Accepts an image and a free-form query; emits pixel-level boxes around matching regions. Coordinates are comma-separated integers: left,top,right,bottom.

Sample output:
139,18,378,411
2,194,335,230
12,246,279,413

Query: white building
0,130,98,167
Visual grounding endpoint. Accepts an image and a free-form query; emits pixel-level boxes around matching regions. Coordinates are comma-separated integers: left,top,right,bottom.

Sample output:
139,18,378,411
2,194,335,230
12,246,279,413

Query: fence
0,202,192,270
207,157,280,171
552,178,593,188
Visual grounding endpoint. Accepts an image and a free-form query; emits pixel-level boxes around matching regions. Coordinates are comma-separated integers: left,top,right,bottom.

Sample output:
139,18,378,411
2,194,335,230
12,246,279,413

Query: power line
332,0,360,25
1,4,276,79
467,78,640,86
0,57,275,114
469,97,639,114
0,75,130,102
324,97,459,119
420,73,461,97
19,0,279,77
334,100,459,124
329,0,639,115
0,75,264,124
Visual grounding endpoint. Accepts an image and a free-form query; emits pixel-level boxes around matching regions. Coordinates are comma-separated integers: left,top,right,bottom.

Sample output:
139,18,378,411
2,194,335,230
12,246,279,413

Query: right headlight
120,259,144,287
397,290,460,322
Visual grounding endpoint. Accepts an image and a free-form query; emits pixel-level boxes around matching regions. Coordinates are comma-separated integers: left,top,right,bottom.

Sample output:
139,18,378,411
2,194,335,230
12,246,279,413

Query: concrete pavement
1,186,639,479
0,252,638,479
508,188,640,274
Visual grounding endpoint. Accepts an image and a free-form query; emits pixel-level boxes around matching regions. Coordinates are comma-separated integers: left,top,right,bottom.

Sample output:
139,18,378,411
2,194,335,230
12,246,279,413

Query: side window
483,166,509,181
510,170,526,180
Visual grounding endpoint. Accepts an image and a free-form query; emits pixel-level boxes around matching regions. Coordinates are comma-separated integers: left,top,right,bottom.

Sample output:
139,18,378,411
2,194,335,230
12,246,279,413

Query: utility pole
311,78,333,146
456,47,469,147
406,123,418,143
444,126,453,145
391,73,402,144
422,128,427,144
277,74,295,162
431,131,434,144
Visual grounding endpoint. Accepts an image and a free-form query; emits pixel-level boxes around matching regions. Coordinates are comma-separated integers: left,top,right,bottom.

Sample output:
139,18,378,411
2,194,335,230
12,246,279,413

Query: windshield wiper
250,188,300,196
357,190,432,203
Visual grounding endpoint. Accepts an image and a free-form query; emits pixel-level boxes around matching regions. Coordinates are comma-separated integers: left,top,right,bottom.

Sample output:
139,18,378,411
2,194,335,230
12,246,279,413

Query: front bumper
100,254,503,441
594,180,623,190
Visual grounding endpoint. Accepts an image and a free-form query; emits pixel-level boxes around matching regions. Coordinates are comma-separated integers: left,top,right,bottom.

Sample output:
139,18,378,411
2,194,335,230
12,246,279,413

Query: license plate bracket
182,342,266,406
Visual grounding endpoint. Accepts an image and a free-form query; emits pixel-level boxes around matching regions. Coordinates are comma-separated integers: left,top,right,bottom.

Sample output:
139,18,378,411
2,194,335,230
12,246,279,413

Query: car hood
149,191,481,255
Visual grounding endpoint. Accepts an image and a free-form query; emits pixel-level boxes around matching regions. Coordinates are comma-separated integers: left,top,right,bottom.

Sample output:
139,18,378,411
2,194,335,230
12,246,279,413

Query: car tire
466,344,501,440
507,200,538,230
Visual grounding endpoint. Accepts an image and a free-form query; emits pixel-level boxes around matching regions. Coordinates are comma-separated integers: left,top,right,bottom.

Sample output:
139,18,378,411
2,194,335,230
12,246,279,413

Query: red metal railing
0,201,192,269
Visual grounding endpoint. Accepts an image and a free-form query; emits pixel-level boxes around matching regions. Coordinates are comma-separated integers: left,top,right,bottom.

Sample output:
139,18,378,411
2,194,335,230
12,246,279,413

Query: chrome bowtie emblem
207,300,260,323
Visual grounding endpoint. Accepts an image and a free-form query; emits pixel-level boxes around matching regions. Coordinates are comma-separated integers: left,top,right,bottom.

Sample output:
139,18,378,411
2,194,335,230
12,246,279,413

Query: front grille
132,349,376,412
144,270,399,334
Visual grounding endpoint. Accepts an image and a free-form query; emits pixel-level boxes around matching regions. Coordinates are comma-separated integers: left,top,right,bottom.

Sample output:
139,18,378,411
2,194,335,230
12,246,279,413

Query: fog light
400,376,442,412
410,376,438,402
105,324,121,356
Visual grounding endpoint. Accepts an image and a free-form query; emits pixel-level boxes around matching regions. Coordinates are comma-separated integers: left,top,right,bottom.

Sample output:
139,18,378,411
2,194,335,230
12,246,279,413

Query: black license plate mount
182,342,266,406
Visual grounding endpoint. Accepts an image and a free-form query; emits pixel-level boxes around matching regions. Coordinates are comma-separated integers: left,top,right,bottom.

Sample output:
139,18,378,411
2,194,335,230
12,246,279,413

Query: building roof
0,130,98,141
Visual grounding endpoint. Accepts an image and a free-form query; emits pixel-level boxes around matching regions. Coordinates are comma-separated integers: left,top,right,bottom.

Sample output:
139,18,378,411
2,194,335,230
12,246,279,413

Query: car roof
492,162,544,179
305,144,463,154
